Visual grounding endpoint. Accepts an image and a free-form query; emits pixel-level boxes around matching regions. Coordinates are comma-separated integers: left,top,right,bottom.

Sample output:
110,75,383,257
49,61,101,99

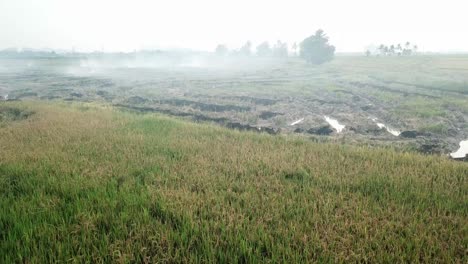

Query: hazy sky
1,0,467,52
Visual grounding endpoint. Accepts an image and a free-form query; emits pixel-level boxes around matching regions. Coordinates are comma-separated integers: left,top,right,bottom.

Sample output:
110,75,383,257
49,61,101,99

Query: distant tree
378,44,385,56
365,50,371,57
239,41,252,56
378,42,417,56
383,46,389,55
291,42,298,56
300,29,335,64
256,41,272,57
405,42,411,50
389,45,395,55
215,44,228,56
396,44,402,55
273,40,288,57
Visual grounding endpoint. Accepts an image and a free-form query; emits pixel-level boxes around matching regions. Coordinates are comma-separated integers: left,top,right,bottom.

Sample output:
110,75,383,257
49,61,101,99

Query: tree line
366,42,418,56
215,29,336,64
215,40,289,58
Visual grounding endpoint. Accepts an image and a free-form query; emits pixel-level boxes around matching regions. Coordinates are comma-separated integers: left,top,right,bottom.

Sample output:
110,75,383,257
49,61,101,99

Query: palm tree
396,44,402,55
389,45,395,55
378,44,385,55
292,42,298,56
383,46,389,55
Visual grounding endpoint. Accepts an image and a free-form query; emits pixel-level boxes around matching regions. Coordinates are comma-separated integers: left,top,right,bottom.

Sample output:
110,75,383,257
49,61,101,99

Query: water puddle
290,118,304,126
450,140,468,159
371,118,400,136
324,116,345,133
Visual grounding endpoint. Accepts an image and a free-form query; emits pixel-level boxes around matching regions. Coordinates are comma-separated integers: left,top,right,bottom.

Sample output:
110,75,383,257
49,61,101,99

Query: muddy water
324,116,345,133
450,140,468,159
290,118,304,126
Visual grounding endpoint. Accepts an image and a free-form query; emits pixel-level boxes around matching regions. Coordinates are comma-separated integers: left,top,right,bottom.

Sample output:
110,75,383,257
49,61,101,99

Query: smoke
60,51,286,77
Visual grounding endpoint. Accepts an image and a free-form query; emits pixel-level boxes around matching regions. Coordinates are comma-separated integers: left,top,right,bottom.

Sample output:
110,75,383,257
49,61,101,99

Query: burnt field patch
157,98,251,112
115,104,279,134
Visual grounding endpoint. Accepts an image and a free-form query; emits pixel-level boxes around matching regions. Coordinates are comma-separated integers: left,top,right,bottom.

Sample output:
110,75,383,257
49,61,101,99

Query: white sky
1,0,467,52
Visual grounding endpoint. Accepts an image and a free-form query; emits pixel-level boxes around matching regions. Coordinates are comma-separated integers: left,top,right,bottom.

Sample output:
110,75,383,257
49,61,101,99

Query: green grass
420,123,451,135
396,99,447,118
0,101,467,263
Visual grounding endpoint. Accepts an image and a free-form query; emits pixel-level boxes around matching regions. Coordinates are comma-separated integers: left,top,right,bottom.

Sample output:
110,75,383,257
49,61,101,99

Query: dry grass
0,101,467,263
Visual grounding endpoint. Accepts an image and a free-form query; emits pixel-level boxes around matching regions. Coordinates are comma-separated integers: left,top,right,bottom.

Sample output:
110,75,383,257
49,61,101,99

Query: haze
1,0,467,53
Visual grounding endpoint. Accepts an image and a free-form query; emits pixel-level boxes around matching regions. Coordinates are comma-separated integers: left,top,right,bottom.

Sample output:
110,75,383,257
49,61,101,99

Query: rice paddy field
1,55,467,155
1,101,467,263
